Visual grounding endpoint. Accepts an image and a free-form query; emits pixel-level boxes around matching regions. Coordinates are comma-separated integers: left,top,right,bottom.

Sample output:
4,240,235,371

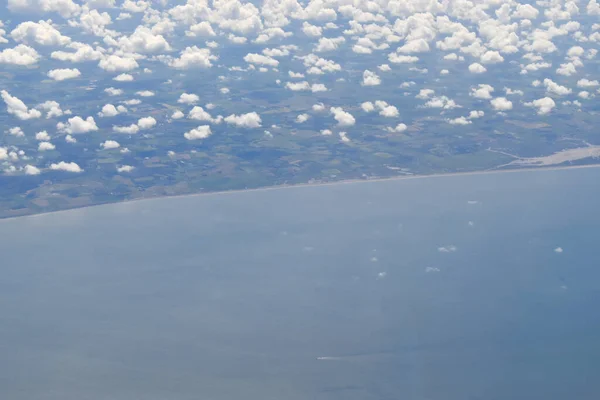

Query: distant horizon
3,162,600,222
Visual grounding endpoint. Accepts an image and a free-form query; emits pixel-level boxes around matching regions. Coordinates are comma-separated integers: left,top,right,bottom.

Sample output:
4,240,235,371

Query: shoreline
2,163,600,223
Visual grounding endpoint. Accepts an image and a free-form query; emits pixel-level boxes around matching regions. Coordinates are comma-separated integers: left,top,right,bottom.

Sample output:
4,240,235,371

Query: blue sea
1,167,600,400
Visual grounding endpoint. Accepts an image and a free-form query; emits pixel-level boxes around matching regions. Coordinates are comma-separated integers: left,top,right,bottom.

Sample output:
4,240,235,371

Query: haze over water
1,167,600,400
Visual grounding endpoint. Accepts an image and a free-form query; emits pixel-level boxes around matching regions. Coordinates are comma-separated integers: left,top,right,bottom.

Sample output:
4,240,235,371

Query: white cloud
390,123,407,132
104,87,123,96
438,245,457,253
114,73,133,81
361,101,375,112
99,55,139,72
136,90,154,97
468,110,485,119
8,0,80,18
320,129,332,135
57,116,98,134
47,68,81,81
49,161,83,173
0,44,40,66
525,97,556,114
448,117,471,125
187,21,216,37
388,53,419,63
424,96,459,109
470,84,494,99
65,134,76,143
117,26,171,54
137,116,156,129
543,79,572,96
184,125,212,140
468,63,487,74
51,43,103,62
167,46,217,69
101,140,120,149
224,112,262,128
480,50,504,64
378,64,391,72
302,21,322,37
296,113,309,123
577,78,599,88
113,124,139,134
490,97,513,111
24,165,41,175
285,81,328,92
416,89,434,99
244,53,279,67
1,90,42,120
289,71,304,78
8,127,25,137
397,39,430,54
362,70,381,86
117,165,135,173
315,36,345,52
375,101,399,117
188,106,222,124
11,20,71,46
312,103,325,112
339,131,350,143
178,93,199,104
38,141,55,151
578,91,591,99
35,130,50,141
556,62,577,76
171,110,184,119
98,104,126,117
330,107,355,126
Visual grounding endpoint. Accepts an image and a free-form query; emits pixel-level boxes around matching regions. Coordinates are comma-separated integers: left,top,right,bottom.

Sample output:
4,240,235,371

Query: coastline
2,163,600,223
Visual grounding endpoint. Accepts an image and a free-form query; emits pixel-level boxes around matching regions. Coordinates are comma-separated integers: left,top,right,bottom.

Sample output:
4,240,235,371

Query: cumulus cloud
543,79,572,96
117,165,135,173
24,165,41,175
314,36,345,52
296,113,309,123
113,73,133,81
35,130,50,141
113,124,139,134
490,97,513,111
104,87,123,96
244,53,279,67
178,93,199,104
0,44,40,66
98,104,126,117
38,141,55,151
577,79,599,88
99,54,139,72
184,125,212,140
362,70,381,86
470,84,494,99
11,20,71,46
51,43,103,62
50,161,83,173
101,140,120,149
167,46,216,69
117,26,171,54
137,116,156,129
285,81,327,92
1,90,42,120
330,107,355,126
8,0,80,16
224,112,262,128
57,116,98,134
468,63,487,74
525,97,556,114
47,68,81,81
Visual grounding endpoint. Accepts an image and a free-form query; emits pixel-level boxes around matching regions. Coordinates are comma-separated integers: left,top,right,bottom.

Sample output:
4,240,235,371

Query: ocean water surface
1,167,600,400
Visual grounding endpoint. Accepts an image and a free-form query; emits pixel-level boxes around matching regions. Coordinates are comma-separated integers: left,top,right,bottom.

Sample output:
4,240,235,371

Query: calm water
1,168,600,400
